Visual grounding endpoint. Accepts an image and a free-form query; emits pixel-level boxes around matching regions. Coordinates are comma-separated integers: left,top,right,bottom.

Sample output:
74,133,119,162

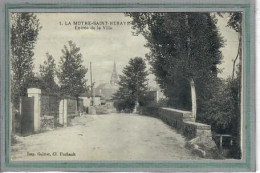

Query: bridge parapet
140,106,195,131
140,106,220,158
140,106,211,138
182,121,212,139
159,108,194,130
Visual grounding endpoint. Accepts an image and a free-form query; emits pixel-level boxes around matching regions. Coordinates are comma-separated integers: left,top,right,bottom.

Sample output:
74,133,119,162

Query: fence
41,94,59,129
59,96,83,126
17,88,83,135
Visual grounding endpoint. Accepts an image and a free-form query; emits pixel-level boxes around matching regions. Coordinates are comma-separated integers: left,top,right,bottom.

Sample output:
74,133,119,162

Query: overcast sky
31,13,239,87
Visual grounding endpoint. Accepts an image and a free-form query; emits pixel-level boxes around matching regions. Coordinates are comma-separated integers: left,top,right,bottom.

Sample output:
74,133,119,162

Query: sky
31,13,239,87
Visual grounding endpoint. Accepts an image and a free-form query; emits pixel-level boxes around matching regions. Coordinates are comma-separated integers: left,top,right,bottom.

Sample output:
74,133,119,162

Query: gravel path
11,113,199,161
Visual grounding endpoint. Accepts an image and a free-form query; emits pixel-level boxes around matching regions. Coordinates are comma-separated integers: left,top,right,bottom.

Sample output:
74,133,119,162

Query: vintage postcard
0,0,256,172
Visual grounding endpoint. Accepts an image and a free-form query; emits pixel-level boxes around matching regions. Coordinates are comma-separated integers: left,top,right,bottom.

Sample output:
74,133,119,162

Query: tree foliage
216,12,242,158
127,13,224,116
39,53,59,94
10,13,41,107
221,12,242,159
228,12,242,79
226,12,242,33
113,57,150,112
57,41,88,97
217,12,242,79
199,77,241,158
128,12,242,158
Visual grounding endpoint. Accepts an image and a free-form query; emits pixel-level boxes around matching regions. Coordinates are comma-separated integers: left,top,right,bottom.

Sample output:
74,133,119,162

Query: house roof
95,83,119,100
79,92,101,98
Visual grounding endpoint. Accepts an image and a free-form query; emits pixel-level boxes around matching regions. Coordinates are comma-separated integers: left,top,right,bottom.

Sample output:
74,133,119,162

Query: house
79,92,102,108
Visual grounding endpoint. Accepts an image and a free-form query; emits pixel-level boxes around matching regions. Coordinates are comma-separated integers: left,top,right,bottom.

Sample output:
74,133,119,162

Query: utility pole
90,62,96,106
90,62,93,106
89,62,96,114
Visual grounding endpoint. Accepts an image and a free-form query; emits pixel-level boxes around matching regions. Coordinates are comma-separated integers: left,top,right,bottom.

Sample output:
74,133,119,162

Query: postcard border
2,2,255,171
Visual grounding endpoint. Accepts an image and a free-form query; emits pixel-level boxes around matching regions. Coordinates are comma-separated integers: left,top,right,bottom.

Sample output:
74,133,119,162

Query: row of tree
123,12,242,158
11,13,88,110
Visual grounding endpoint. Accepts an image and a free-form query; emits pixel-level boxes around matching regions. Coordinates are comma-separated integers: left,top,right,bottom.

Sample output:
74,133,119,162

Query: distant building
95,61,119,100
79,92,102,108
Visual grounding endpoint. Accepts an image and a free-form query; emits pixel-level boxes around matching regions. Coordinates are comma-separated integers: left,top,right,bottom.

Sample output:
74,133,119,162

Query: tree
22,72,44,89
226,12,242,159
216,12,242,158
10,13,41,108
217,12,242,79
113,57,150,112
126,13,224,120
218,12,242,159
39,53,59,94
199,76,241,158
57,41,88,97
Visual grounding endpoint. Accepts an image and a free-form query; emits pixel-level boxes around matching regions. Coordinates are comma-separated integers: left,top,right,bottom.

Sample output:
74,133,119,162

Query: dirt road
11,113,199,161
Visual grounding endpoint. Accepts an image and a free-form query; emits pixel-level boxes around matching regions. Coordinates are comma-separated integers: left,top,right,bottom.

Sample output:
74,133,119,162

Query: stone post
156,90,159,103
27,88,41,132
64,99,68,126
59,99,64,125
59,99,67,126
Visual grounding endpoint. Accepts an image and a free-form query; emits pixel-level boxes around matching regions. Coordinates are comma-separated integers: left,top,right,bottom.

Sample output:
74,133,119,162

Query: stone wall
140,106,221,158
182,121,212,139
159,108,195,130
140,106,195,132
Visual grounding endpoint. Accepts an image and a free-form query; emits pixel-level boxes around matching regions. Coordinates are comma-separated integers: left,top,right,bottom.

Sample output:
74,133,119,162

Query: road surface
11,113,199,161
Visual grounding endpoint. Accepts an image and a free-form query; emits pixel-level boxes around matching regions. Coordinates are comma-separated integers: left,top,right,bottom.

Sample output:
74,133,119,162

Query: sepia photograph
8,11,245,162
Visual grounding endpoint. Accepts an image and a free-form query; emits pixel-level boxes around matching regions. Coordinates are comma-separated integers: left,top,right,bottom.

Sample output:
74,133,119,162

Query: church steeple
110,60,118,85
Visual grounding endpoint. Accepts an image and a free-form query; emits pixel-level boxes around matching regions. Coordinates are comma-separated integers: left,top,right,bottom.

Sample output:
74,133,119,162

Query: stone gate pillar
64,99,68,126
27,88,41,132
59,99,64,125
59,99,68,126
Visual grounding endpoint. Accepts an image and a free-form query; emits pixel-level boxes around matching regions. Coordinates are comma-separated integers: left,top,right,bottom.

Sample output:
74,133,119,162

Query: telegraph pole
89,62,96,115
90,62,94,106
